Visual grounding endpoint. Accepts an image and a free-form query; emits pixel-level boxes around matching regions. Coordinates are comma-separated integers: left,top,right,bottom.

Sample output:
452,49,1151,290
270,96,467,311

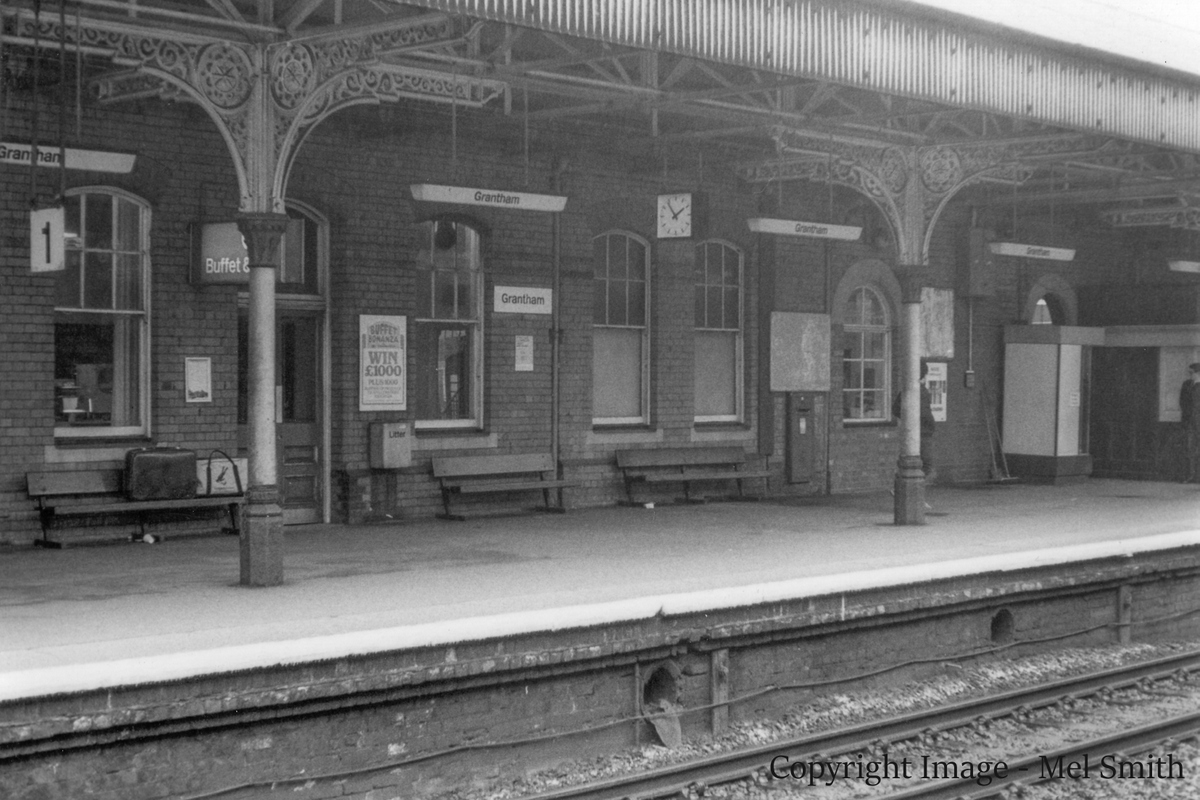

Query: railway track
519,648,1200,800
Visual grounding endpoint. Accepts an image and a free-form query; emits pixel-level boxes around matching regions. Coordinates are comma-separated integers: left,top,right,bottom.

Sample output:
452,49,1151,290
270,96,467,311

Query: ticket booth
1002,325,1104,482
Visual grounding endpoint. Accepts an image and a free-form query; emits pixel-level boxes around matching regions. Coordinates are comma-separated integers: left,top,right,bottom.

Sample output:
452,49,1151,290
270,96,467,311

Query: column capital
237,212,290,269
894,264,930,303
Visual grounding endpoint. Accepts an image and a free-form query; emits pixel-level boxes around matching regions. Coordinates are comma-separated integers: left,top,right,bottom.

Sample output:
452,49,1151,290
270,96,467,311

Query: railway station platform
1,478,1197,702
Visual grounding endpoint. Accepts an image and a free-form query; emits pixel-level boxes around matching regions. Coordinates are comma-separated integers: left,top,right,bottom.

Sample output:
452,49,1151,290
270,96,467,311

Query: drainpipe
551,158,567,478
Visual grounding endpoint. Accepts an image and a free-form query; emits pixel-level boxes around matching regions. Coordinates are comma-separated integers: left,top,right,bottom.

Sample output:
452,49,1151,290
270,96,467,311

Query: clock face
657,193,692,239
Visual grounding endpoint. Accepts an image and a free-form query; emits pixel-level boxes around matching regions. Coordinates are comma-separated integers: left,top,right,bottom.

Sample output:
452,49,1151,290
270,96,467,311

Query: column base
240,485,284,587
893,454,926,525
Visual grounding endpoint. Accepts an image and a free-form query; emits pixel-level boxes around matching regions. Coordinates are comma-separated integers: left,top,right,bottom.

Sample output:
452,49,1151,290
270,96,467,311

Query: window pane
593,278,608,324
628,279,645,326
115,254,142,310
433,271,457,319
415,323,475,420
593,237,608,278
706,285,721,328
607,235,625,279
723,287,740,329
593,327,642,418
83,252,113,309
864,330,886,360
56,251,81,308
115,198,140,252
627,240,646,282
862,389,885,419
55,314,141,428
694,285,706,327
84,194,112,248
280,217,305,285
723,258,739,287
845,331,864,362
695,330,736,416
608,278,628,325
864,290,886,325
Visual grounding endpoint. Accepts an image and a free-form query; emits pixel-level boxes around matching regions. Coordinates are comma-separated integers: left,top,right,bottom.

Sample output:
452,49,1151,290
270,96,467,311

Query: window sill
586,427,663,446
841,419,897,429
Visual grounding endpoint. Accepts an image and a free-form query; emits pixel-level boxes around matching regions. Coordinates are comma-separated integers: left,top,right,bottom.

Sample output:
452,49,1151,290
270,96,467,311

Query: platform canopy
6,0,1200,219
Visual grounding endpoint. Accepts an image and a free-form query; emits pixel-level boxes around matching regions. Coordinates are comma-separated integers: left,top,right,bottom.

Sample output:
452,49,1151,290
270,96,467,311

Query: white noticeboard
359,315,407,411
30,206,65,272
185,357,212,403
769,312,831,392
515,335,534,371
925,361,947,422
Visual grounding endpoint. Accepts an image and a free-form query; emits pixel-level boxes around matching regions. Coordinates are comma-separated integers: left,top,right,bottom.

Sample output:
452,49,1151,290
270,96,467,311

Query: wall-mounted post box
369,421,413,469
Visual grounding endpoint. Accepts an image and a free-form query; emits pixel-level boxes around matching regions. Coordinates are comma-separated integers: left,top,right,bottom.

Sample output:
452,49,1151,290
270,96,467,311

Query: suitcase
125,447,198,501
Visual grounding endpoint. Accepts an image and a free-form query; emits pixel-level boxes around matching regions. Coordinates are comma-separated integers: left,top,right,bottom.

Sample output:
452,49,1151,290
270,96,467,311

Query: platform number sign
30,206,65,272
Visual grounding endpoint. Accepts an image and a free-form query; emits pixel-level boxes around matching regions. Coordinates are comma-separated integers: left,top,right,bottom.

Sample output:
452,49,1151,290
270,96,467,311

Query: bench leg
34,508,63,549
224,502,242,536
437,487,467,521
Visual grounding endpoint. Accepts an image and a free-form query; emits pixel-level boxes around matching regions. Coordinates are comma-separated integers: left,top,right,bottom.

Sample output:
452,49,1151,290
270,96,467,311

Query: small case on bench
125,447,198,501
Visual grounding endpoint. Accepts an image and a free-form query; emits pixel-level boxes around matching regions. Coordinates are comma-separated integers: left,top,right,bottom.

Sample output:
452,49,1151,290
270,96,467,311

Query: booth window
415,220,483,428
842,286,891,422
593,231,650,425
54,189,150,437
694,240,743,422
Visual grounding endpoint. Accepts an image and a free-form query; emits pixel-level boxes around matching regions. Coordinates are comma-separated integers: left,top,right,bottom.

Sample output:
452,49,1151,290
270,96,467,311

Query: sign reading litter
359,315,407,411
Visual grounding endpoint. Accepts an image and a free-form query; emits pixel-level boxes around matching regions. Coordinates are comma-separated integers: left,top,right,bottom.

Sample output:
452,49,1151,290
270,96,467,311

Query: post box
369,422,413,469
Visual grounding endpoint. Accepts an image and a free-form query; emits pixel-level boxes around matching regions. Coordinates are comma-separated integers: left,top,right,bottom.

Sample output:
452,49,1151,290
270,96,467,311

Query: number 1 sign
30,206,65,273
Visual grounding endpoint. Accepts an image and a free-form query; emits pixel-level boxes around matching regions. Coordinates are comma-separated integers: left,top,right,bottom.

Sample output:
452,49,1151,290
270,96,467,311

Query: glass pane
54,314,141,428
695,330,736,417
723,287,740,329
723,256,739,287
62,194,81,241
593,237,608,278
695,285,706,327
607,235,625,279
115,198,140,252
627,240,646,282
628,279,645,326
83,252,113,309
456,226,480,271
115,254,142,310
864,290,886,326
415,322,475,421
845,290,863,326
864,330,886,359
843,390,860,420
593,327,642,418
845,331,864,362
862,389,884,419
706,285,721,328
863,363,880,392
84,193,113,249
593,278,608,324
281,318,318,423
56,251,81,308
433,271,456,319
280,217,305,285
608,278,628,325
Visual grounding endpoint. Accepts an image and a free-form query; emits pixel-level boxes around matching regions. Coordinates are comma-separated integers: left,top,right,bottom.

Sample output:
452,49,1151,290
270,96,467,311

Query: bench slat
53,496,244,515
616,446,747,469
433,453,555,479
451,479,576,494
28,470,122,498
636,470,772,483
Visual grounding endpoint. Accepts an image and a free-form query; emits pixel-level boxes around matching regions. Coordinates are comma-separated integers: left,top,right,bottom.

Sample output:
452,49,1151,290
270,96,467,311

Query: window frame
841,285,892,424
53,187,152,440
592,230,652,426
414,219,484,431
693,239,745,424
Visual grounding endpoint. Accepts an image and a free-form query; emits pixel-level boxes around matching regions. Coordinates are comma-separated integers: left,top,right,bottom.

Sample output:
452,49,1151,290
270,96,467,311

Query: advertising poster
359,315,407,411
926,361,948,423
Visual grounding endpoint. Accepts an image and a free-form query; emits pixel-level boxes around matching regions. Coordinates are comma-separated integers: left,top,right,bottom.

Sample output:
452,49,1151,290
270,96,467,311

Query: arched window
694,240,743,422
415,219,483,427
593,231,650,424
54,188,151,438
842,286,891,421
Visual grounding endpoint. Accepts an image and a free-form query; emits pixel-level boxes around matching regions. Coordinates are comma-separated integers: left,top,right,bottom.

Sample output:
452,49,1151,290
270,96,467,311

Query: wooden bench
431,453,576,521
27,470,244,548
616,446,772,506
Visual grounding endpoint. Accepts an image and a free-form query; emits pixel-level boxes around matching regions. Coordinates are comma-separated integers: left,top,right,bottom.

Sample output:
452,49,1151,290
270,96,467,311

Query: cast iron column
893,266,925,524
237,212,289,586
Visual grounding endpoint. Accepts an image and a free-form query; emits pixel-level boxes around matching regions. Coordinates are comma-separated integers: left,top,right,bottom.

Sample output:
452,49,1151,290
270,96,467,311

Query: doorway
238,310,324,524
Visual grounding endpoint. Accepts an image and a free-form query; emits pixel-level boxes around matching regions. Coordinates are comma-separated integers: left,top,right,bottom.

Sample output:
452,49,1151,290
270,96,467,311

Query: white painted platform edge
3,530,1198,702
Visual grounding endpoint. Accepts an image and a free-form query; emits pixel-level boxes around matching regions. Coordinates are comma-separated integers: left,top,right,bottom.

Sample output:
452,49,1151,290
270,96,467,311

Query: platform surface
0,480,1197,700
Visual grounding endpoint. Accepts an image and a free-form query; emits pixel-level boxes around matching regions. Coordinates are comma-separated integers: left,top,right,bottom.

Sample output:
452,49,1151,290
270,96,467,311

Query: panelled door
238,310,323,524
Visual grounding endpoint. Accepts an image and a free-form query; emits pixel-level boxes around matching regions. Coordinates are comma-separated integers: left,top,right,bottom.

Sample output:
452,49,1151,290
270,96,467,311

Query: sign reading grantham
1,141,136,173
746,217,863,241
410,184,567,212
494,286,552,314
988,241,1076,261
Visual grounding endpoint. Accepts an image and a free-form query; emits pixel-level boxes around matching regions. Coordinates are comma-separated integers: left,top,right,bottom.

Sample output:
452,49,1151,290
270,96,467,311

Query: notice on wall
185,357,212,403
925,361,947,422
920,287,955,360
515,335,534,371
359,315,407,411
770,312,831,392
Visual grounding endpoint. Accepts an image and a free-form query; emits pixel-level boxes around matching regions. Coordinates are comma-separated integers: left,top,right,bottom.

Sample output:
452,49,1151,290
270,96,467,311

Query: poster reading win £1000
360,315,406,411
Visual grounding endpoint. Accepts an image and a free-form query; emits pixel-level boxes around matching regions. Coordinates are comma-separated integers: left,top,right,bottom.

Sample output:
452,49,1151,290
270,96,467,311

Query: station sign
988,241,1076,261
1,141,136,173
494,286,552,314
747,217,862,241
192,222,252,284
410,184,567,212
1168,260,1200,273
